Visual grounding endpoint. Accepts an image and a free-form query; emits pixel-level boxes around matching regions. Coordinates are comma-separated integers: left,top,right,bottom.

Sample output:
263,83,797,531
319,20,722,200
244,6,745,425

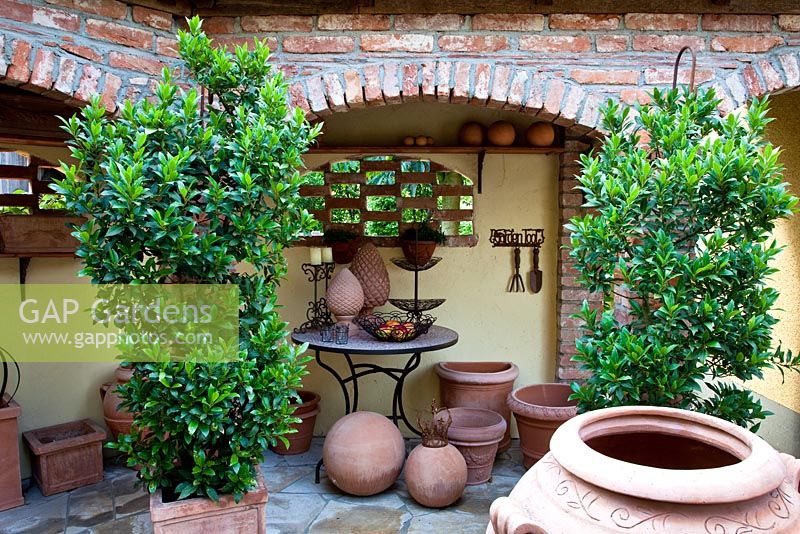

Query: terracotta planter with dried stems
0,395,23,512
269,390,320,455
23,419,106,496
507,383,577,468
435,361,519,452
488,406,800,533
436,407,506,485
150,469,268,534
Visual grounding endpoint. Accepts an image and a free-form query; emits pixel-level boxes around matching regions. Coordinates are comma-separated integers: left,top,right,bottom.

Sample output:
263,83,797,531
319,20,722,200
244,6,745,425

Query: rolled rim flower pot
400,240,436,267
99,365,134,439
270,390,320,455
488,406,800,533
150,467,268,534
436,407,506,485
507,383,577,468
0,395,23,512
435,361,519,452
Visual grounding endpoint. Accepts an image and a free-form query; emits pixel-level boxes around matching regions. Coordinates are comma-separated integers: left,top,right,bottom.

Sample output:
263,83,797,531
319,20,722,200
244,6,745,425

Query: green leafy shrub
567,87,799,430
401,220,445,244
323,228,359,243
54,17,320,500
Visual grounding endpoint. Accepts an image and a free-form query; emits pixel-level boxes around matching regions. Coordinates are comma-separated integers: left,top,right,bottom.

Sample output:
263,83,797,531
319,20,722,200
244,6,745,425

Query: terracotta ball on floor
322,411,406,496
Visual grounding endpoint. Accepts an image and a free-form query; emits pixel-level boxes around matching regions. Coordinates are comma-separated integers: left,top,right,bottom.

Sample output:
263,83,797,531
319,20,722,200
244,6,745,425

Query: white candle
322,247,333,264
309,247,322,265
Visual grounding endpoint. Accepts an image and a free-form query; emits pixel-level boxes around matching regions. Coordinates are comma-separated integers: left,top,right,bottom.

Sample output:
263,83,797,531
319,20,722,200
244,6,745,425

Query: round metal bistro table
290,325,458,483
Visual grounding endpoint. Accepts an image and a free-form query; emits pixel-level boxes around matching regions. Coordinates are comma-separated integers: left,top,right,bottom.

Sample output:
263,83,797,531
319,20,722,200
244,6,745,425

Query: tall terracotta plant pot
436,407,506,485
400,240,436,266
270,390,320,455
488,406,800,533
507,383,577,469
435,361,519,452
99,365,134,439
150,468,268,534
0,395,23,512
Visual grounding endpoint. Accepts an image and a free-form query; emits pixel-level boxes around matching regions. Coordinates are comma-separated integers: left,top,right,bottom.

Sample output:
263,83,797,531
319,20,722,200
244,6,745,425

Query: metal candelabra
294,262,336,333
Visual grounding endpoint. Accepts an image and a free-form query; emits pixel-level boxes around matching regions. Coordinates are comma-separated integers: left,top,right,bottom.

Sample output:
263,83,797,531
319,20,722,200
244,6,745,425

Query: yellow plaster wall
747,91,800,412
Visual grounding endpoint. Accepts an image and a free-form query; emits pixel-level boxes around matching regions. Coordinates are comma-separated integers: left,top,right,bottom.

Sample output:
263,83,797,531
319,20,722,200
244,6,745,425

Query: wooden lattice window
299,156,476,247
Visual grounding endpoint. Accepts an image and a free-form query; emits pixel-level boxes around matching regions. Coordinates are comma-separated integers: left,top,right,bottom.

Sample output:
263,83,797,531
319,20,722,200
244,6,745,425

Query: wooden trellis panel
299,156,476,247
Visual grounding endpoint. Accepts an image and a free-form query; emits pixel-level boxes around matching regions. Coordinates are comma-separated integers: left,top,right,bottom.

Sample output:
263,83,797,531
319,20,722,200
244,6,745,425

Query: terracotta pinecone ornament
349,243,390,314
325,268,364,324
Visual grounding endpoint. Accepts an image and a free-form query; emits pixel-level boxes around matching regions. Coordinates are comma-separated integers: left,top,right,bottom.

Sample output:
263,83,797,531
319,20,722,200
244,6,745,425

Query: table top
291,325,458,355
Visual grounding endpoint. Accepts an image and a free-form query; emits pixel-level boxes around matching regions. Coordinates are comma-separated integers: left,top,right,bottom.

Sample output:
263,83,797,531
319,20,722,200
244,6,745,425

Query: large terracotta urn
488,406,800,534
99,365,134,439
436,407,506,485
322,411,405,496
507,383,577,468
269,390,320,455
435,362,519,452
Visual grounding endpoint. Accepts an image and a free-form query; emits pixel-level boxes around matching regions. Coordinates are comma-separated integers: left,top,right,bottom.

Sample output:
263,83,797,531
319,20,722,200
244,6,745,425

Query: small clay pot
330,240,357,264
436,407,506,485
403,136,415,146
526,122,556,147
323,412,405,496
507,383,577,468
270,390,320,455
100,365,134,439
435,362,519,452
405,442,467,508
400,239,437,266
487,121,516,146
458,122,485,146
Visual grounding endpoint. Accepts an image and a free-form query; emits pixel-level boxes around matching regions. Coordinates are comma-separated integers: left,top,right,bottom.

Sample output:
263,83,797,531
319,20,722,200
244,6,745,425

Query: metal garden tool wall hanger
490,228,545,294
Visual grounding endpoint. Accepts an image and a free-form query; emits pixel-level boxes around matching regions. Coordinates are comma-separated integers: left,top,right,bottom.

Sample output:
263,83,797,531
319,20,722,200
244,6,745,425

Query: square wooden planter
0,214,81,255
150,469,268,534
23,419,106,496
0,395,23,512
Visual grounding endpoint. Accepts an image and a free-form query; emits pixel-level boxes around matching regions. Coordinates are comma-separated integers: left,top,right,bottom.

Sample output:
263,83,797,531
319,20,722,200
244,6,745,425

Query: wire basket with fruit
355,312,436,342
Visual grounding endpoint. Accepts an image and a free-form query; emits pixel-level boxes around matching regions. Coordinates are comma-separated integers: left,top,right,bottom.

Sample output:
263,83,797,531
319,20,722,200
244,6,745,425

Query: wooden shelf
308,145,564,155
0,252,76,258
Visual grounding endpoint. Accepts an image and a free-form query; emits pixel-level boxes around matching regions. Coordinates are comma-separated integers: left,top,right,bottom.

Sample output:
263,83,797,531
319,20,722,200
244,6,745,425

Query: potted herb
400,221,445,266
0,346,22,511
566,86,800,431
323,228,359,264
54,17,320,532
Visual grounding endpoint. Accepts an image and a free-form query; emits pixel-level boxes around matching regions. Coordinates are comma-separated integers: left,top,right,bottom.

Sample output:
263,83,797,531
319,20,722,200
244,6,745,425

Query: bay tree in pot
566,86,799,431
54,17,320,532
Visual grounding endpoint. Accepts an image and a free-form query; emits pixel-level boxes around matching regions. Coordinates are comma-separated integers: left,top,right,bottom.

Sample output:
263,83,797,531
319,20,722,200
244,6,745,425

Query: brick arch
288,61,611,138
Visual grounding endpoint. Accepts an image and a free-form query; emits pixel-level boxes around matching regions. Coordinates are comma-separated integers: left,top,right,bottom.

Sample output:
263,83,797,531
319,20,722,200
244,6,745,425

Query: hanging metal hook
672,46,697,92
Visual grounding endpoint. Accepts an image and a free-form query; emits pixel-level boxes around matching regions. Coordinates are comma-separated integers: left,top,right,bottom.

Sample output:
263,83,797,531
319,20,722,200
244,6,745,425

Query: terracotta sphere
405,442,467,508
458,122,485,146
487,121,516,146
526,122,556,147
322,412,405,496
403,136,415,146
414,135,428,146
426,136,434,145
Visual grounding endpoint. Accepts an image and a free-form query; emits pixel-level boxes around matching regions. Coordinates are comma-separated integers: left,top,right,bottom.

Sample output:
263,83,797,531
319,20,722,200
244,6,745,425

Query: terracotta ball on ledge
458,121,485,146
322,412,406,496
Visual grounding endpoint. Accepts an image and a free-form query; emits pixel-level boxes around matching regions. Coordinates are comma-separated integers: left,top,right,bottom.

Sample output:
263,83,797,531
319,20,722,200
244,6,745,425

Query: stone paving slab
0,438,523,533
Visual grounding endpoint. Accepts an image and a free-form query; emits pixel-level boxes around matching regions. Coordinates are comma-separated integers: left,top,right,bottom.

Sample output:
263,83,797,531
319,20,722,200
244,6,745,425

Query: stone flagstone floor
0,438,525,534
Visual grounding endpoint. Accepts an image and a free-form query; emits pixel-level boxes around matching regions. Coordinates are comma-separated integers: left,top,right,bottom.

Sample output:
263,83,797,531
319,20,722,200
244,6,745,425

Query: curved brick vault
3,3,800,380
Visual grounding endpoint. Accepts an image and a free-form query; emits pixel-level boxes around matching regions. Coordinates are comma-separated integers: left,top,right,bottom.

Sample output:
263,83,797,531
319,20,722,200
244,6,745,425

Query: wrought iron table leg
343,352,359,412
314,349,353,484
392,351,423,436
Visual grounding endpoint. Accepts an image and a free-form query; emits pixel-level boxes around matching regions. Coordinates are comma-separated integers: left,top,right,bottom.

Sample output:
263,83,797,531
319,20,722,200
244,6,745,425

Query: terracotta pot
322,411,405,496
435,362,519,452
488,406,800,533
150,468,268,534
400,239,437,266
487,121,516,146
23,419,106,496
100,365,134,439
330,241,357,264
270,390,320,455
507,383,577,468
436,407,506,485
526,122,556,147
458,122,485,146
405,441,467,508
0,395,23,512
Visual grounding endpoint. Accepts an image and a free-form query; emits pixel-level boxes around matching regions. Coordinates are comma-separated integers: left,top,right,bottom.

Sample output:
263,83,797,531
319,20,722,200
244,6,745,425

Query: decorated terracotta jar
488,406,800,533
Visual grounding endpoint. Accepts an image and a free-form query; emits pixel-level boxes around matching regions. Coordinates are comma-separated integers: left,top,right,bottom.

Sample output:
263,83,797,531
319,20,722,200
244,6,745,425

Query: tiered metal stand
388,257,445,317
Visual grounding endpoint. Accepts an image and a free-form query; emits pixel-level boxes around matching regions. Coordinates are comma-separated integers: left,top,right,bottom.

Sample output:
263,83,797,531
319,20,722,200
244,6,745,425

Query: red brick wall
2,2,800,380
